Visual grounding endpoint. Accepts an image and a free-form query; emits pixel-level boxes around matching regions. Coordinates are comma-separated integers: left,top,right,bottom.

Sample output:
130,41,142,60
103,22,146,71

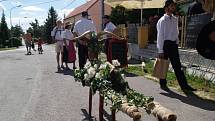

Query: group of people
23,33,43,55
51,11,116,71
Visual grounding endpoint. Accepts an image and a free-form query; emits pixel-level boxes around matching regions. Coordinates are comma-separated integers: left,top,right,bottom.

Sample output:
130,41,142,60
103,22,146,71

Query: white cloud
57,8,74,19
6,16,46,32
19,11,35,16
22,6,45,12
0,3,6,11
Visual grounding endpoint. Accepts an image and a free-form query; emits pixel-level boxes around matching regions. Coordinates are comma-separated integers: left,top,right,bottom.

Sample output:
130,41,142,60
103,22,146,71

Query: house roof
65,0,98,19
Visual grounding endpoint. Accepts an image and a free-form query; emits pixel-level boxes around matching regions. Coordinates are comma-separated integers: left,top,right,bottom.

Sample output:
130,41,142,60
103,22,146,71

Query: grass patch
126,60,215,100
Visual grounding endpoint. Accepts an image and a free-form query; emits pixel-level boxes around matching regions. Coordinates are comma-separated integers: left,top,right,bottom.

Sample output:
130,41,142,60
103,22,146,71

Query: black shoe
160,85,170,91
181,86,197,91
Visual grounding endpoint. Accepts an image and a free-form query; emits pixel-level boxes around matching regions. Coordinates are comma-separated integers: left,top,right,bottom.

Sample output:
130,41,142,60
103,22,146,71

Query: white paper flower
99,63,107,70
84,74,90,81
95,72,102,79
112,60,120,67
106,62,115,71
94,64,98,69
141,62,146,68
121,74,125,79
87,67,96,78
84,61,91,69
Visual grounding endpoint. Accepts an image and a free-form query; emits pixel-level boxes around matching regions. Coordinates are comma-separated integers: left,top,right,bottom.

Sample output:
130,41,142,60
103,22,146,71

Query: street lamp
10,5,22,27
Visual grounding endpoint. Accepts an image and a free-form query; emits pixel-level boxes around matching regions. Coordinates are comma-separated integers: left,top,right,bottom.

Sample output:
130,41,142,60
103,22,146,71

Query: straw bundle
147,102,177,121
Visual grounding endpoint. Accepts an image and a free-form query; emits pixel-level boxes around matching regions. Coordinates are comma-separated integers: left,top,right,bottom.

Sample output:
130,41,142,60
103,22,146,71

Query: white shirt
104,22,116,32
51,27,64,41
62,29,74,45
73,18,97,36
156,14,179,53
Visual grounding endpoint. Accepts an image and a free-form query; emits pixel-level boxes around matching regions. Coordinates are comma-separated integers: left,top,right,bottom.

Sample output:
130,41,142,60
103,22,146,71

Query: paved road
0,45,215,121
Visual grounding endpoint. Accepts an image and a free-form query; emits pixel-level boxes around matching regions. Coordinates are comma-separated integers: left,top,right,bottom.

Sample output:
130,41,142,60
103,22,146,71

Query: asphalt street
0,45,215,121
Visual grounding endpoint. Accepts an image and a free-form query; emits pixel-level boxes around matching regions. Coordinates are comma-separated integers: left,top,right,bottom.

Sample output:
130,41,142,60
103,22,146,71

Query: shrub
8,37,22,47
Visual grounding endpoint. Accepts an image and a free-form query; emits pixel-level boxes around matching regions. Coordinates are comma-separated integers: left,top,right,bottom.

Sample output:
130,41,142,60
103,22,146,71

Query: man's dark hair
164,0,175,8
82,11,89,17
103,15,110,19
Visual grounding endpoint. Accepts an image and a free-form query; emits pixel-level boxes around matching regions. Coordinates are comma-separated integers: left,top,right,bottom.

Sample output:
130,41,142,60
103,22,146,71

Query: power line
60,0,76,10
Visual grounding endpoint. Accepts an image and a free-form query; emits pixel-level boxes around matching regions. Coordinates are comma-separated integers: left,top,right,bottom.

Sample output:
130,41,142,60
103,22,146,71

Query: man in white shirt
103,15,117,55
51,20,64,70
157,0,196,91
73,11,97,69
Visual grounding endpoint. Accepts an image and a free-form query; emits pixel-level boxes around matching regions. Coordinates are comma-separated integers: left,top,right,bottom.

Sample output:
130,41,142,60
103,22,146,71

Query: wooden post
89,88,92,118
112,109,116,121
99,93,104,121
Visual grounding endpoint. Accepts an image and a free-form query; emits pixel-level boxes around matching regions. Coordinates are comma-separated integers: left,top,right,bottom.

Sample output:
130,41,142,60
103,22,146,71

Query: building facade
64,0,112,31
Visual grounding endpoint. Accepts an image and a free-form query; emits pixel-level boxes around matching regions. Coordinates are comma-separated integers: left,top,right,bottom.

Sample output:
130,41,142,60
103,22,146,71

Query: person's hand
158,53,164,59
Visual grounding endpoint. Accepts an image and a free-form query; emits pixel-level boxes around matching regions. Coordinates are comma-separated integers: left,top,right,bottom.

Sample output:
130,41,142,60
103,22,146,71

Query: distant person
187,0,205,15
23,33,32,55
157,0,196,91
62,24,76,70
51,20,64,71
38,38,43,54
103,15,117,55
73,11,97,69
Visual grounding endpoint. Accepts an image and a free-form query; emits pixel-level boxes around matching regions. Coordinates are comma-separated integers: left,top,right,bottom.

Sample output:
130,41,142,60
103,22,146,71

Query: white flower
84,61,91,69
141,62,146,68
121,74,126,79
95,72,102,79
112,60,120,67
84,74,90,81
106,62,115,71
87,67,96,78
94,64,98,69
99,63,107,70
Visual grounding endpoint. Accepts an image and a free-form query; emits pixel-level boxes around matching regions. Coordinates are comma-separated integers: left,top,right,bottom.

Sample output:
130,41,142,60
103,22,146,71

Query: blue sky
0,0,88,31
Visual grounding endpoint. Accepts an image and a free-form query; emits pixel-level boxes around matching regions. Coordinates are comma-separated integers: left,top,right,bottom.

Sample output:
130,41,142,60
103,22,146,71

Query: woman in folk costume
62,24,76,70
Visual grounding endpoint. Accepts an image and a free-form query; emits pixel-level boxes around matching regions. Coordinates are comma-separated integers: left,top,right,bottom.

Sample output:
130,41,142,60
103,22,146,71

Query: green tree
110,5,128,25
44,6,58,44
28,19,41,38
0,11,9,48
10,25,24,38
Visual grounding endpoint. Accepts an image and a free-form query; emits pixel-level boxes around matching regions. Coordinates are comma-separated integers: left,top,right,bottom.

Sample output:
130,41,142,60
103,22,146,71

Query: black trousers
78,43,88,69
160,40,189,88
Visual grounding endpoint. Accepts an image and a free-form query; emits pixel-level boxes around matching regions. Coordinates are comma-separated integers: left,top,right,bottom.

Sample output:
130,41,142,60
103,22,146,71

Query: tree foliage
110,5,128,25
44,6,58,44
10,25,24,38
0,11,10,48
27,19,42,38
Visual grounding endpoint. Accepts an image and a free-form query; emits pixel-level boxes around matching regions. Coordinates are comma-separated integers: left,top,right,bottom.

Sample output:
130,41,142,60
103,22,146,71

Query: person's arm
157,19,165,58
51,27,56,42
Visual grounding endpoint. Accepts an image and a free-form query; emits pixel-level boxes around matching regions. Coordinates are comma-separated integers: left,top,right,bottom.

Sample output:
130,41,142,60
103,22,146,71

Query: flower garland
74,60,154,111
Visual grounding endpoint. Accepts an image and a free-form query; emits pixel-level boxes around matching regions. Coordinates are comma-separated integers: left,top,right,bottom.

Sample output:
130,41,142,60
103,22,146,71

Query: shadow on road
80,108,112,121
160,90,215,111
124,71,139,77
103,110,112,121
81,109,95,121
128,58,142,65
55,69,74,76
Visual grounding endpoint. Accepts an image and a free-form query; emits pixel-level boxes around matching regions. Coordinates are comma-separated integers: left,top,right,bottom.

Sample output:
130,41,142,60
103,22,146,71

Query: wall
88,1,112,31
